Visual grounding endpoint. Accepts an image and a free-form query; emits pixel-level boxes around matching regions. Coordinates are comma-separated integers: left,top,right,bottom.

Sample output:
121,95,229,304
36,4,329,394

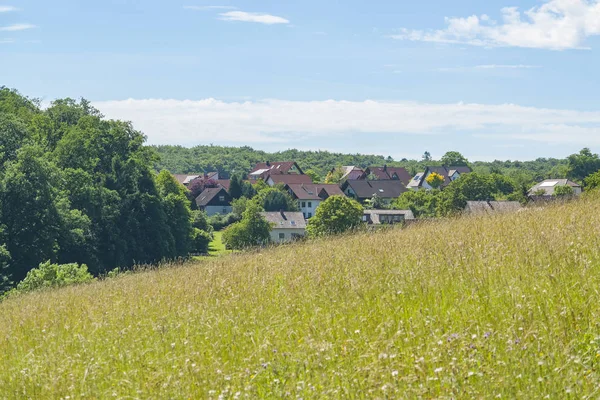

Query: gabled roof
195,187,229,207
268,174,313,185
287,184,345,200
408,166,472,188
344,180,407,199
465,201,523,214
528,179,581,196
366,166,412,185
260,212,307,229
250,161,303,176
215,180,231,191
337,166,366,181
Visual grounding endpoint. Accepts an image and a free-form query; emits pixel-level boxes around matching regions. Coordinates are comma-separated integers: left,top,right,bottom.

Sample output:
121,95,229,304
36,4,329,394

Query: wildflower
392,370,399,377
434,367,443,373
484,332,492,339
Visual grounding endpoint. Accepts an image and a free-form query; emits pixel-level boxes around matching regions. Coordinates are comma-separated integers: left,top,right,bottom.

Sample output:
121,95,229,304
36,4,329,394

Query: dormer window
219,196,225,202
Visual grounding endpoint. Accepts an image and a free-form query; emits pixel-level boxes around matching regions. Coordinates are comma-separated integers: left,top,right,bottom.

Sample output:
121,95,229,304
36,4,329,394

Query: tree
325,167,345,184
441,151,469,167
156,170,194,257
228,174,244,199
188,176,218,199
253,187,299,212
584,171,600,191
426,172,445,189
0,243,11,294
553,185,575,197
364,193,385,210
438,173,498,216
8,261,94,295
306,196,364,238
392,190,441,218
305,169,321,184
422,151,432,162
222,202,271,250
567,148,600,182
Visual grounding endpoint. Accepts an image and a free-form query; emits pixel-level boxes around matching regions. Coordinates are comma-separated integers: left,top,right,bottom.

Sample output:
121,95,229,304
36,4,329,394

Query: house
248,161,304,181
286,183,345,219
195,187,233,216
407,166,471,190
341,180,407,203
331,166,366,182
364,166,412,186
363,209,415,225
528,179,582,198
266,174,313,187
464,201,523,215
260,211,307,243
174,172,219,187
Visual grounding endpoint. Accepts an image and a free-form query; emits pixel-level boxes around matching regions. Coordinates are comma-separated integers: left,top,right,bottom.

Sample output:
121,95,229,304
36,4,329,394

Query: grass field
2,197,600,398
208,231,232,256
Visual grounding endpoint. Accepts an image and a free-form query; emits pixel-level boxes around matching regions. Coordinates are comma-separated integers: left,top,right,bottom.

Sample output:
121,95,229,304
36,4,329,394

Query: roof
260,212,307,229
364,209,415,223
195,187,228,207
268,174,313,185
408,166,472,188
338,166,366,181
344,180,407,199
215,180,231,191
465,201,523,214
250,161,303,176
174,172,218,186
528,179,581,196
366,166,412,185
287,184,345,200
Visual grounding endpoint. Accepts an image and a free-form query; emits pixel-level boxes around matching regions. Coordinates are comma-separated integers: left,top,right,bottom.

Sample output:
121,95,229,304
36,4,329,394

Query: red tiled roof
268,174,313,185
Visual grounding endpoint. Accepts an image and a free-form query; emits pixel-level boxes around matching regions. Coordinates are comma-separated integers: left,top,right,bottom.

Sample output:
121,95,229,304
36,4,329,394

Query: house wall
270,228,306,243
298,199,321,219
574,187,583,195
203,205,233,216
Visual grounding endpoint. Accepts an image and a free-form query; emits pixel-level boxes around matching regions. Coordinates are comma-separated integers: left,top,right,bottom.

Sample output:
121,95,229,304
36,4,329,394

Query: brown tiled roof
344,180,407,199
366,166,412,185
174,172,218,185
338,166,366,181
287,184,345,200
260,212,307,229
250,161,303,175
215,180,231,191
268,174,313,185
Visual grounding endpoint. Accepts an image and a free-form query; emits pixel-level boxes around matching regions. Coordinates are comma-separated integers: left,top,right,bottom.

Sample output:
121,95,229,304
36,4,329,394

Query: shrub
307,196,363,238
221,202,271,250
11,261,95,294
208,213,241,231
191,229,212,254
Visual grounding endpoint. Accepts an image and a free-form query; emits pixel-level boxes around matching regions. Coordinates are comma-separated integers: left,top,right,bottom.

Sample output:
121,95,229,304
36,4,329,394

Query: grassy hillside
2,198,600,398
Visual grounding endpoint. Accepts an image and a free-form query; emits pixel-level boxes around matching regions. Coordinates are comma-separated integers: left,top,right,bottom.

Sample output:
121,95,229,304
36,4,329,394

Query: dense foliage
222,202,271,250
306,196,364,237
0,88,200,291
7,261,95,296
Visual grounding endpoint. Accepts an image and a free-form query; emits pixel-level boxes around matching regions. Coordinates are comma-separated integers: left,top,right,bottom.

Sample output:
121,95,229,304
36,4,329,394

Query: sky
2,0,600,161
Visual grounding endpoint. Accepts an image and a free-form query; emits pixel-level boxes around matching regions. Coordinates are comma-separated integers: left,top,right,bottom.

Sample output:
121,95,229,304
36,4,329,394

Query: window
303,213,307,219
308,212,312,218
308,202,312,208
291,221,296,226
278,233,285,240
362,215,368,222
301,202,306,208
222,208,227,214
219,196,225,202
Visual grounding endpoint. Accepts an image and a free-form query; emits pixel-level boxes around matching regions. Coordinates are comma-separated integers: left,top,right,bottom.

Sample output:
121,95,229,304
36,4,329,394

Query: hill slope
2,198,600,398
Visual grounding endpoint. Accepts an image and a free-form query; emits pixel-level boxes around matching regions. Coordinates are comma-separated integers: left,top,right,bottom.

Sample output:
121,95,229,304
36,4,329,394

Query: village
174,160,583,245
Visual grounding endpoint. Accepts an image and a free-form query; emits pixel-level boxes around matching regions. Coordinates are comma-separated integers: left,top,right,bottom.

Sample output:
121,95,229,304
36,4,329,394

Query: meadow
2,197,600,399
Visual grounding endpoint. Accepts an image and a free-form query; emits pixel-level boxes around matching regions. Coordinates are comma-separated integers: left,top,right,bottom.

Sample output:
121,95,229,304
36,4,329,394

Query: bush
191,229,212,254
307,196,364,238
10,261,95,295
208,213,241,231
191,210,213,233
221,202,271,250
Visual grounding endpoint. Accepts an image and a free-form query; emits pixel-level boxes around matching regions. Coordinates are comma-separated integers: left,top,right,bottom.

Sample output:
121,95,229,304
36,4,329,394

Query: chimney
280,209,287,220
384,164,387,172
266,161,271,167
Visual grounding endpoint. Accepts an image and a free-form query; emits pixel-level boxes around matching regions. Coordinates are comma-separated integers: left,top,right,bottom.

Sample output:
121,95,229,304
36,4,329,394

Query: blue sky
2,0,600,161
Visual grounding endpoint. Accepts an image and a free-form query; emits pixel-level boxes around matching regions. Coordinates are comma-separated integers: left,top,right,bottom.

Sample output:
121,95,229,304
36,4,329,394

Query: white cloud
0,6,18,12
437,64,541,71
0,23,36,31
93,98,600,147
219,11,289,25
392,0,600,50
184,5,236,11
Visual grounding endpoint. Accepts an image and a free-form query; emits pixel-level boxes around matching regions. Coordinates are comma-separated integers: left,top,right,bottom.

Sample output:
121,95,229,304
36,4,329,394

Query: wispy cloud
219,11,289,25
0,6,18,12
391,0,600,50
437,64,542,72
0,23,36,31
94,98,600,147
184,5,237,11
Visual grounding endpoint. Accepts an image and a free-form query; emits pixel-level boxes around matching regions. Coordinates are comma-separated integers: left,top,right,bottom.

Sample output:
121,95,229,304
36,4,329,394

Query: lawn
208,231,232,256
2,196,600,398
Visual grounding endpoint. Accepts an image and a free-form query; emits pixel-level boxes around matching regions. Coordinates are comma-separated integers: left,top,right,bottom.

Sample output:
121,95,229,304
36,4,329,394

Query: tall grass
2,197,600,398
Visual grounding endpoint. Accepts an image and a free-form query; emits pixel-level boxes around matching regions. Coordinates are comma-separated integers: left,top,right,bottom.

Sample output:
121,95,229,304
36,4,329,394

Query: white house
528,179,583,198
407,166,471,190
260,211,307,243
286,184,345,219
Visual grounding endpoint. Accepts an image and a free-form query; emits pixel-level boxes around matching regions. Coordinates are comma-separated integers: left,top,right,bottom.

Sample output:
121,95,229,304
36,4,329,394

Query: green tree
438,173,498,216
392,190,441,218
306,196,364,238
9,261,94,295
422,151,432,162
567,148,600,182
325,167,345,184
584,170,600,191
229,174,244,199
305,169,321,183
156,170,194,257
441,151,469,167
0,242,11,294
222,202,271,250
253,187,299,212
553,185,575,197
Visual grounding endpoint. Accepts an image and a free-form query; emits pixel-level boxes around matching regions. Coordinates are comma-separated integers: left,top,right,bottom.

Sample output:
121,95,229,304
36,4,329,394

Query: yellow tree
426,172,445,189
